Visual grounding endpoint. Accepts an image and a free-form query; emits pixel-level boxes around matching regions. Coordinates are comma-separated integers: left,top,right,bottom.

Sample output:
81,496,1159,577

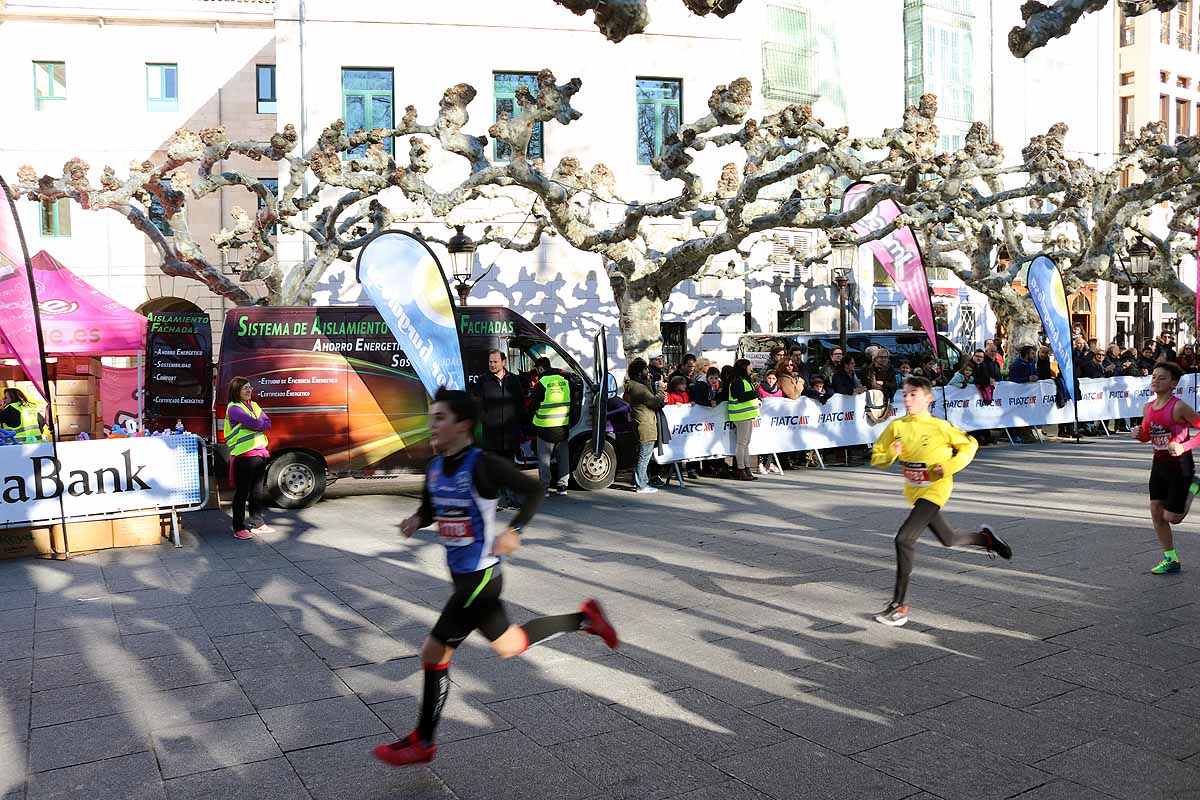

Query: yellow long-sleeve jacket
870,413,979,507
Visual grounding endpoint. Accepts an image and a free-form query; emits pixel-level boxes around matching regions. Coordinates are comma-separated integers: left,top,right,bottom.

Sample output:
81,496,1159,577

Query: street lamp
446,225,477,305
1124,237,1153,348
830,242,855,356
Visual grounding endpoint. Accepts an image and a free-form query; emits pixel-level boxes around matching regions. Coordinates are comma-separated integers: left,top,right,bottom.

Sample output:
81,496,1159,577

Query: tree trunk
991,288,1041,351
615,281,665,362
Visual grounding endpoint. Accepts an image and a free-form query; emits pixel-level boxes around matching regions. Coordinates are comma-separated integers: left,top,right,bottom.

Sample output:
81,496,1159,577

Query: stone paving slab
0,439,1198,798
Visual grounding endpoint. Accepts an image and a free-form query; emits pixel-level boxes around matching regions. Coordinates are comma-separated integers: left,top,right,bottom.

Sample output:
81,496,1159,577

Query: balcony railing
761,43,819,105
1179,29,1193,50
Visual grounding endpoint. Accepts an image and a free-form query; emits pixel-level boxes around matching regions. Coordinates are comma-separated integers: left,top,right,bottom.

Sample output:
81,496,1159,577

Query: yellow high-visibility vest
223,401,269,456
533,374,571,429
2,402,41,443
726,379,761,422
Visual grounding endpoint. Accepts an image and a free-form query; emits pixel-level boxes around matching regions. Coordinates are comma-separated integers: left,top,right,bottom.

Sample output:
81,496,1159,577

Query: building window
146,63,179,112
1161,94,1171,132
493,72,544,162
256,65,277,114
763,3,818,106
33,61,66,110
39,199,70,237
257,178,278,234
873,259,894,287
1161,70,1171,83
1117,301,1130,313
660,322,686,368
1120,72,1135,85
148,179,173,237
1179,0,1193,49
1178,98,1191,135
910,304,949,333
777,310,810,333
1179,75,1192,89
1120,96,1134,138
1162,11,1172,44
635,78,681,165
1121,10,1135,46
874,307,894,330
342,68,393,157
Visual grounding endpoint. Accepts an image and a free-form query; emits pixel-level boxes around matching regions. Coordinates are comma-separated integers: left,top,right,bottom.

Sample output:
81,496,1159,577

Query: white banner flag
0,434,205,527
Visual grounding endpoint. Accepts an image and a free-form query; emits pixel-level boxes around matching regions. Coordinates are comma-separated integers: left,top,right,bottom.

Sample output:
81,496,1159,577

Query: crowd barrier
655,375,1199,464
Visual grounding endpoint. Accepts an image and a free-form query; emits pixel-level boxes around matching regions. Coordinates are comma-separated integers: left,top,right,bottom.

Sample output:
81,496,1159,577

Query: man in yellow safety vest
530,357,571,496
1,388,46,444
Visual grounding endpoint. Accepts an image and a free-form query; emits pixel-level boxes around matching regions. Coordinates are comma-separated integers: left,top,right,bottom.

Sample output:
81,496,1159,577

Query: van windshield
508,338,587,385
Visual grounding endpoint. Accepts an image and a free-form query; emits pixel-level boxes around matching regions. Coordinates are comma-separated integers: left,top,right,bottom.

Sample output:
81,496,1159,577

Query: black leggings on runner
893,499,987,606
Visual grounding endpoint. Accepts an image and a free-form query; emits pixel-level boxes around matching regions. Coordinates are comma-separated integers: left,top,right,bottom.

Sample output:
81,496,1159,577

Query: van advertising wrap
218,307,432,474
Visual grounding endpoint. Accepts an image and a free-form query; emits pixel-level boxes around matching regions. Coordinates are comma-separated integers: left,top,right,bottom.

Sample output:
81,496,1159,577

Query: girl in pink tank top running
1133,362,1200,574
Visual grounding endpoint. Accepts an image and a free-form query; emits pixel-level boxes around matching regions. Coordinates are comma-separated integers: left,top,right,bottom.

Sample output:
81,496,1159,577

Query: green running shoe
1151,557,1181,575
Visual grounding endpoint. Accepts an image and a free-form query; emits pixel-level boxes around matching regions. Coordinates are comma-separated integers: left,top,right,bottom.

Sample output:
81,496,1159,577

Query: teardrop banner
1027,255,1075,401
0,176,51,399
355,230,466,396
843,181,939,356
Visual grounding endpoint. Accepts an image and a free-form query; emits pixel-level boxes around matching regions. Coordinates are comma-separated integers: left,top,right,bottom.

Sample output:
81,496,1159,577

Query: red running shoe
373,731,436,766
580,598,619,649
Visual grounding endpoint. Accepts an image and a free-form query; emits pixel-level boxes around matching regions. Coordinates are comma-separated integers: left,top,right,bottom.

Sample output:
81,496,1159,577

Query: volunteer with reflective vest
223,377,274,540
726,359,760,482
530,357,571,496
0,388,46,444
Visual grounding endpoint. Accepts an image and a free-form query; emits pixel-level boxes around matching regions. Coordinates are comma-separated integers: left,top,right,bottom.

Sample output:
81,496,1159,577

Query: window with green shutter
39,199,71,237
762,4,817,105
493,73,544,162
342,68,394,157
636,78,682,165
34,62,66,110
146,63,179,112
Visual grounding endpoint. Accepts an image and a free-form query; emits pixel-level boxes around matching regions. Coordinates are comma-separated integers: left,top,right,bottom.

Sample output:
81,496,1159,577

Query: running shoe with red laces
580,598,619,649
980,525,1012,560
373,731,437,766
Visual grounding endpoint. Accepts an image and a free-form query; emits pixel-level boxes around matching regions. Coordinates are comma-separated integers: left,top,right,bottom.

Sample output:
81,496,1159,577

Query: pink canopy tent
0,251,147,356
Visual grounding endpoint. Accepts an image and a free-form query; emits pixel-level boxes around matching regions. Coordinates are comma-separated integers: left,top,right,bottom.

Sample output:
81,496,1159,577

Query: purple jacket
227,403,271,432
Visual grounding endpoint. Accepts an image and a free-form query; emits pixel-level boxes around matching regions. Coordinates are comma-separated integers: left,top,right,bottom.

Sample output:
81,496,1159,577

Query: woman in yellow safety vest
1,388,46,444
223,377,273,540
726,359,761,482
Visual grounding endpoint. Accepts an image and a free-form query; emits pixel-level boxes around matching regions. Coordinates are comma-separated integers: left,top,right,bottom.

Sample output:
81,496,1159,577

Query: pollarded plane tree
1009,0,1182,57
12,70,1200,357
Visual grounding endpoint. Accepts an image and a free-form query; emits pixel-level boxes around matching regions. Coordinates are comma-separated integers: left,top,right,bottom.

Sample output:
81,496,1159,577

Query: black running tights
893,499,987,606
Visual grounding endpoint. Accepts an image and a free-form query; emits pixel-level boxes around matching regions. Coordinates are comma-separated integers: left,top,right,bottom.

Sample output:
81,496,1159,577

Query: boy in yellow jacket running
870,376,1013,626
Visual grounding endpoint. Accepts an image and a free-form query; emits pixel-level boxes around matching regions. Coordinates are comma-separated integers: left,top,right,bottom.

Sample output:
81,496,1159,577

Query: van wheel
572,438,616,491
265,452,327,509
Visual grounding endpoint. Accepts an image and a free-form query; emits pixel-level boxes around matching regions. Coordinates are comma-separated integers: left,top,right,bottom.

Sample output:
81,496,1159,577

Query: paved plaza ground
0,437,1199,799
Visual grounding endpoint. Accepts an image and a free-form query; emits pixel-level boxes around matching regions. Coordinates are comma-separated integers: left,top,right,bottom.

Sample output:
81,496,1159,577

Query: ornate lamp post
829,239,857,355
446,225,477,306
1124,237,1153,348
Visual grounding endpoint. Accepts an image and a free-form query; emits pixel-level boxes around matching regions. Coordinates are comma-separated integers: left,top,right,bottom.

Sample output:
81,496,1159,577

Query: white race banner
0,434,205,526
654,374,1198,463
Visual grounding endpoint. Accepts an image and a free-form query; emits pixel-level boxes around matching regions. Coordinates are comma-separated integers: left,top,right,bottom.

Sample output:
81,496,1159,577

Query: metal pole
456,281,469,307
837,280,848,355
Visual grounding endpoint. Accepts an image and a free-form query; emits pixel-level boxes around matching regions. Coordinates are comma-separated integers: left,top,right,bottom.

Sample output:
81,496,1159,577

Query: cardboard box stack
51,358,101,441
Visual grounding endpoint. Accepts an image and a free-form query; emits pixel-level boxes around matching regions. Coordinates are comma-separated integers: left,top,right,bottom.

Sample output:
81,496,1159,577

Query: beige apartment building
0,0,276,350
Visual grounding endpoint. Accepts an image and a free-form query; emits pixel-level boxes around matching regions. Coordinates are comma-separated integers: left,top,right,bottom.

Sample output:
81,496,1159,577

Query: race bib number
1150,426,1171,450
900,461,931,486
437,517,474,546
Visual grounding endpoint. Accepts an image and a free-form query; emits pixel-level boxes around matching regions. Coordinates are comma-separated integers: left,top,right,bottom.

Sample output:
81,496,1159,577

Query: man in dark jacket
1008,345,1039,383
471,350,526,508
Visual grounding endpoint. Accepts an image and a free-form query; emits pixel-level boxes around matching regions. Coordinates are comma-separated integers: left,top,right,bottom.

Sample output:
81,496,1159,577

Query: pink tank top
1144,396,1190,460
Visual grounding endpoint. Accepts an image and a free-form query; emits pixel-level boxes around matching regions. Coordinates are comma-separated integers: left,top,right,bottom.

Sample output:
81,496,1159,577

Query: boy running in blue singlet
373,388,619,767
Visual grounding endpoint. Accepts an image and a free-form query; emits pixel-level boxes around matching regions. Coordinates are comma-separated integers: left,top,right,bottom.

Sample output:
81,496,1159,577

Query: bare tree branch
1009,0,1180,58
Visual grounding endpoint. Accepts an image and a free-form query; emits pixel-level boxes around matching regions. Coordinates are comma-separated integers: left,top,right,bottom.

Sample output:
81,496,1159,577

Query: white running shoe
767,463,782,474
757,463,768,475
635,486,659,494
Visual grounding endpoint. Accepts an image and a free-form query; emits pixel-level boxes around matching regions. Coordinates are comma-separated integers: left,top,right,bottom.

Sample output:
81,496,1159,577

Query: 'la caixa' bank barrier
0,434,207,554
656,375,1185,463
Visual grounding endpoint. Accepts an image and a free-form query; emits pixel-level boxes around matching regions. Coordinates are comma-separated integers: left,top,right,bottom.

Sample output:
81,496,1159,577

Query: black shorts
1149,457,1195,516
430,565,509,647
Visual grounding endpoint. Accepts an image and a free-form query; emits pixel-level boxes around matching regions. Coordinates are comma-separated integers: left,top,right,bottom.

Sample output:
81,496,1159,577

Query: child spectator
665,376,691,405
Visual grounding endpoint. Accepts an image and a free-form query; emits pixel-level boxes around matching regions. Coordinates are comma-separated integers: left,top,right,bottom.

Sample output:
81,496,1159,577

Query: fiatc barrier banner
356,231,466,395
0,176,50,398
145,311,212,437
0,434,204,527
654,374,1186,462
843,181,939,355
1027,256,1075,400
